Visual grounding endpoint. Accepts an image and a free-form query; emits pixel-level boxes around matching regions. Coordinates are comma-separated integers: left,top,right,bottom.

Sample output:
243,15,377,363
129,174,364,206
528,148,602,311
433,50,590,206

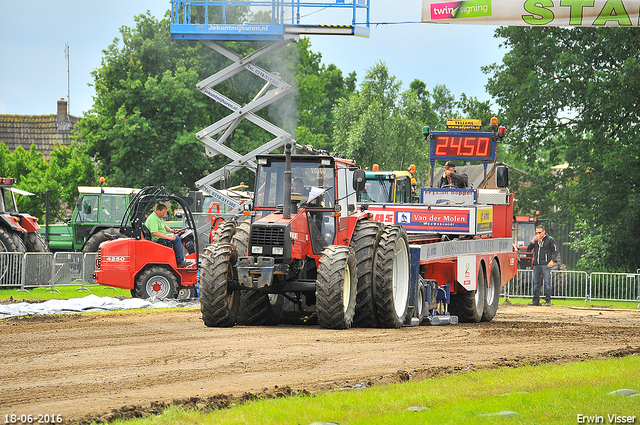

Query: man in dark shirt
527,225,559,306
437,161,467,189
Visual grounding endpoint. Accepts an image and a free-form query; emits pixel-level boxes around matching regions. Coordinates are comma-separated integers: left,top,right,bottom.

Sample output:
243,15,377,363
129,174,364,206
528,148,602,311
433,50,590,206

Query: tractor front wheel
83,228,124,253
316,245,357,329
134,266,178,299
200,244,240,327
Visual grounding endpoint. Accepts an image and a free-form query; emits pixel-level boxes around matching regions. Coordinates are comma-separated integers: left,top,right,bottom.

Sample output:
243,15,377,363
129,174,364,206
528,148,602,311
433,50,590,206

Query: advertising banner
422,0,640,27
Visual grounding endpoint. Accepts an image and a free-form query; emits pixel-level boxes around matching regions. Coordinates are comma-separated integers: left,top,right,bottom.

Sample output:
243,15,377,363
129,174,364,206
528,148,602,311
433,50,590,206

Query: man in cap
437,161,468,189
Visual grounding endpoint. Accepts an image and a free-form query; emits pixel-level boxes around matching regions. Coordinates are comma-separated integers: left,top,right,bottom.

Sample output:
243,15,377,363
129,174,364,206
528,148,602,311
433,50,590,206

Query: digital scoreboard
428,131,497,162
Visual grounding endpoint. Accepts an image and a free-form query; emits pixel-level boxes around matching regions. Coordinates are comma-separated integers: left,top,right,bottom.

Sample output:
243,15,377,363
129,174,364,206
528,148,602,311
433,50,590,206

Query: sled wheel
482,262,501,322
450,264,486,323
374,225,411,328
316,245,357,329
200,243,240,327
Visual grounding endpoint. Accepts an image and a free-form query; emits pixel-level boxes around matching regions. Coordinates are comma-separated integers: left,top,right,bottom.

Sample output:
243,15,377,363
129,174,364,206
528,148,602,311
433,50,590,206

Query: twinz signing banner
422,0,640,26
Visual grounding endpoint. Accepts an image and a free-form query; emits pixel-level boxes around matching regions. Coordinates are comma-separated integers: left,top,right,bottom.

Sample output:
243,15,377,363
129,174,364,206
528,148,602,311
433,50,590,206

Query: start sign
422,0,640,27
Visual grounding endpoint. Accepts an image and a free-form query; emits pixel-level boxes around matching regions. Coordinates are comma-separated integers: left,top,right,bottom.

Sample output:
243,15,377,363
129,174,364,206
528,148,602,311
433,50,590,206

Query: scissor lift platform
170,0,370,41
170,0,370,201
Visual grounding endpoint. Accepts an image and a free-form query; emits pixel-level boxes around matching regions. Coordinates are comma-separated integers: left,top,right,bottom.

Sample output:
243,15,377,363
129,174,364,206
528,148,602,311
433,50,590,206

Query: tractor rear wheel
349,220,383,327
10,232,27,253
200,244,240,327
82,228,124,253
134,266,178,299
315,245,357,329
482,263,501,322
231,219,251,257
450,265,486,323
25,231,48,252
0,228,25,253
374,225,411,328
213,220,236,244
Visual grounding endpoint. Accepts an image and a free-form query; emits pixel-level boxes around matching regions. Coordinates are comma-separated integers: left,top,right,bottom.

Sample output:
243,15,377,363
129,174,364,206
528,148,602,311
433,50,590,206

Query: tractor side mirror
353,169,366,192
76,197,83,210
496,166,509,188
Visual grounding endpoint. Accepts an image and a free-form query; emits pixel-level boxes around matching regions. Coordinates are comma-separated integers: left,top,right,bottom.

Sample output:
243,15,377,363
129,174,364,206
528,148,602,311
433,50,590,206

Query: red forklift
93,187,200,299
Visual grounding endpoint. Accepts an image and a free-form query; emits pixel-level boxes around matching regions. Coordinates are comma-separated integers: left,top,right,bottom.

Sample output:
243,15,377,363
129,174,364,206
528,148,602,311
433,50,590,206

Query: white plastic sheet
0,294,199,319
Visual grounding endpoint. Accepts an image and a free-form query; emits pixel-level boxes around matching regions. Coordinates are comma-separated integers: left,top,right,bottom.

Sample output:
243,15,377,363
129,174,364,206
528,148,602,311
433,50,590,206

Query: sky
0,0,506,117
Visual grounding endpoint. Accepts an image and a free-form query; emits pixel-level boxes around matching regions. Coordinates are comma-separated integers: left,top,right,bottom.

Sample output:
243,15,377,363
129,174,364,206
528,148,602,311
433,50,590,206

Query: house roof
0,100,80,157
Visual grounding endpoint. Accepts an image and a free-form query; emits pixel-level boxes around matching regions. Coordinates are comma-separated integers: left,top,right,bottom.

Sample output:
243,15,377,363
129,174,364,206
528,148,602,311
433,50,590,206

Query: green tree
332,62,428,176
74,12,355,193
484,27,640,272
0,142,95,221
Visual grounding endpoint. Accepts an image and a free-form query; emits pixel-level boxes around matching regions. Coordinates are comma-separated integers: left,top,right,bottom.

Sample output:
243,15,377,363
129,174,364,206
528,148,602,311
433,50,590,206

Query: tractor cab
251,151,361,262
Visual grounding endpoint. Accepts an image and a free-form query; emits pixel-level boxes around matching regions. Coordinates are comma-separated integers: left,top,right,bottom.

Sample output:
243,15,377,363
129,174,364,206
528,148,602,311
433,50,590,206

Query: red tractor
93,187,200,299
513,214,539,269
0,177,47,253
199,144,412,329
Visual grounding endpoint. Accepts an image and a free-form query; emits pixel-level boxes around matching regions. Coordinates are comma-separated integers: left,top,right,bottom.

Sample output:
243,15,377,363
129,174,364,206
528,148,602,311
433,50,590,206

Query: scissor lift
170,0,370,207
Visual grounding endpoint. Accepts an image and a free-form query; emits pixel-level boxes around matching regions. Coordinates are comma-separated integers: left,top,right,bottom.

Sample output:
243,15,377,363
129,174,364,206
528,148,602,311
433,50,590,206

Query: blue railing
170,0,370,40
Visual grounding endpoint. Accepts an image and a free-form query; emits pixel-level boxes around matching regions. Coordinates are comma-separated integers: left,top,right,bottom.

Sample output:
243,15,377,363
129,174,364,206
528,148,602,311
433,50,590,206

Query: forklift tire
82,228,124,253
450,265,486,323
200,244,241,327
134,266,178,299
25,231,48,252
213,220,236,244
315,245,357,329
349,220,383,328
374,225,411,328
0,228,24,253
482,262,501,322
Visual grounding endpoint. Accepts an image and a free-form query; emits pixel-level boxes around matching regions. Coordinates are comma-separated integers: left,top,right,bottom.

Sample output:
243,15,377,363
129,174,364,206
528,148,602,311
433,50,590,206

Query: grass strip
108,355,640,425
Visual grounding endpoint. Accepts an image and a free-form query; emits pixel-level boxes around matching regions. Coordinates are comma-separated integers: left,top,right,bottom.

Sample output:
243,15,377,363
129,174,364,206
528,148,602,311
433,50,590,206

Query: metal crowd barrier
0,252,98,293
502,269,640,303
2,251,639,304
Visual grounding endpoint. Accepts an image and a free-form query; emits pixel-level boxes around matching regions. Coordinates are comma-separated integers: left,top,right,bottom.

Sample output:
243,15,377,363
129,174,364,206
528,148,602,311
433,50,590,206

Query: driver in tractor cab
437,161,468,189
145,203,189,267
293,177,309,203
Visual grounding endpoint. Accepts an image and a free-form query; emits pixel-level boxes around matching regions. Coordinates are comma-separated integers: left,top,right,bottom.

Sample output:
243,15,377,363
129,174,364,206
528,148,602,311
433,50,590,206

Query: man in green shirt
145,204,188,267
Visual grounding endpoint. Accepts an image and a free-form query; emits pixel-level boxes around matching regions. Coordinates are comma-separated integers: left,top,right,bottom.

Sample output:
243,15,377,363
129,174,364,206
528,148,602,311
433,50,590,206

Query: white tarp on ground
422,0,640,27
0,294,199,319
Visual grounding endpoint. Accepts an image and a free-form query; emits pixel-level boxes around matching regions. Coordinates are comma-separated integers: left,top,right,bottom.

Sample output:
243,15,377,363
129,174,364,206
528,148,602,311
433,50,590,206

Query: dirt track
1,303,640,424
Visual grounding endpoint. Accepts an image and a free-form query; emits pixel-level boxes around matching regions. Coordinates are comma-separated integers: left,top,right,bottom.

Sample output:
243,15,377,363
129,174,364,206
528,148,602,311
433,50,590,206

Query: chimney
57,98,68,122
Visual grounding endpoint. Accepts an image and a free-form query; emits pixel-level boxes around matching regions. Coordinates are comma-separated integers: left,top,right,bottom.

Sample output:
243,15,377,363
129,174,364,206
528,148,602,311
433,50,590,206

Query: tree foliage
0,142,95,221
73,12,356,194
485,27,640,271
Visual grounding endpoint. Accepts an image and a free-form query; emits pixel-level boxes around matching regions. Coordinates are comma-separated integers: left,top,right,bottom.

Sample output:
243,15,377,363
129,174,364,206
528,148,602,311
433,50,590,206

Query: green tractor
42,186,140,253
